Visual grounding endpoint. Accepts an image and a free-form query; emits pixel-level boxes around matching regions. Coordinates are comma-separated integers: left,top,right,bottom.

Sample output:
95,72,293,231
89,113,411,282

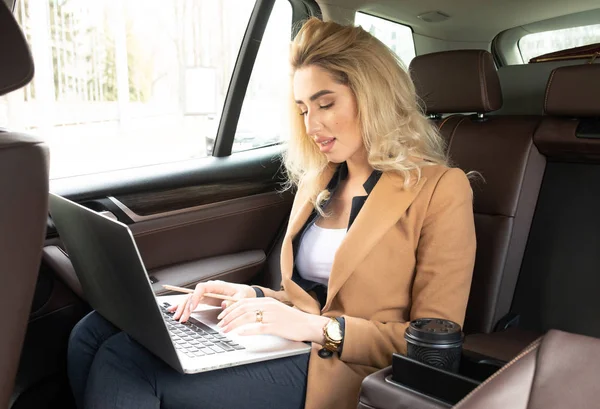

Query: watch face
327,321,343,341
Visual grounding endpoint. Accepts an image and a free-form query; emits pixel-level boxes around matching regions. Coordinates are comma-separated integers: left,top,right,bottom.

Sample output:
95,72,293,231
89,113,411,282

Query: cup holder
388,349,506,405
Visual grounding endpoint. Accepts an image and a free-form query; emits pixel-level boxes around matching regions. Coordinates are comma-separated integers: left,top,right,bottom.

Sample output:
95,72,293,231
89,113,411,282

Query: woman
67,17,476,409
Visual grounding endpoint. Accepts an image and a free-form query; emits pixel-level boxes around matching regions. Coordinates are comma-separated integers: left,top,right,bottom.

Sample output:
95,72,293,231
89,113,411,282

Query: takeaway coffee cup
404,318,463,373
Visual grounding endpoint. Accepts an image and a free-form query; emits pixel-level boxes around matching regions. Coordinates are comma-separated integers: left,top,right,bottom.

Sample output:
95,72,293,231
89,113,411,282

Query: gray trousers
67,311,309,409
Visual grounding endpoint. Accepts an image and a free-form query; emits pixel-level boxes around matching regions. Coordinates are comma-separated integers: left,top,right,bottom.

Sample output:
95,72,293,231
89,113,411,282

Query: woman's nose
305,111,322,136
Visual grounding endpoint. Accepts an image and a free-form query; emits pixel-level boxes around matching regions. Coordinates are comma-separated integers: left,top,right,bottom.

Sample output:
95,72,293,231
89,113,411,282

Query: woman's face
293,65,365,164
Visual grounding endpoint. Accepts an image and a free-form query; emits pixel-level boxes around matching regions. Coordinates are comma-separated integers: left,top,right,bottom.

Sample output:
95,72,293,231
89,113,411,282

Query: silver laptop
48,193,310,374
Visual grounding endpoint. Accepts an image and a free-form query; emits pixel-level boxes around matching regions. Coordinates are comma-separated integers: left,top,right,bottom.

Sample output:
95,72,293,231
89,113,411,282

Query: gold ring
255,310,264,324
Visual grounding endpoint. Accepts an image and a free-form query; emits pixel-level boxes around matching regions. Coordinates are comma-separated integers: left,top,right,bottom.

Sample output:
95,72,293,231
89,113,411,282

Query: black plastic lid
404,318,463,346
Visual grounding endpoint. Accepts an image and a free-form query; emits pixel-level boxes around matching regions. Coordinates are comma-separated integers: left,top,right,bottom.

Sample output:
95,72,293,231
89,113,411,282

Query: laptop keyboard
160,304,245,358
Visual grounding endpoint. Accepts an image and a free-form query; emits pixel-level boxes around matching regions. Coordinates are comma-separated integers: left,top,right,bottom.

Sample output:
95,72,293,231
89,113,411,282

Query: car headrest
0,1,34,96
409,50,503,114
544,64,600,117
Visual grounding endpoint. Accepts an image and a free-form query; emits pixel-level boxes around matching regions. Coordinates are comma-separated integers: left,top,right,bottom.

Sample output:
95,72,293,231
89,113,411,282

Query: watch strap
251,286,265,298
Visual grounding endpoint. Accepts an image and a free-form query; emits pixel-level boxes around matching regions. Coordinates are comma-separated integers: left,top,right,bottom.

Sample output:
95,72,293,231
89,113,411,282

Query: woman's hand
217,297,330,344
169,280,255,323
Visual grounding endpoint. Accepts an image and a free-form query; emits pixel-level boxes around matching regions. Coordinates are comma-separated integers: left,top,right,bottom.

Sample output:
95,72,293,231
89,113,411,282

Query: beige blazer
273,164,476,409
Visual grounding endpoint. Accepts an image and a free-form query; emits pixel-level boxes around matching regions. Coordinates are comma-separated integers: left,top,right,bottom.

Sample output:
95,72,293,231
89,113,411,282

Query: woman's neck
345,148,374,185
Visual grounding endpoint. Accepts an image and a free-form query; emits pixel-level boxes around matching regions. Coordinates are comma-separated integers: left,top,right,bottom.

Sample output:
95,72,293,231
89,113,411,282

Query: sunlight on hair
283,18,448,215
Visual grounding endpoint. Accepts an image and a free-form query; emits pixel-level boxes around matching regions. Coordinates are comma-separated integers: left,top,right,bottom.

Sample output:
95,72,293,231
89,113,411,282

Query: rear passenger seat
410,50,546,360
465,64,600,360
509,64,600,339
462,63,600,361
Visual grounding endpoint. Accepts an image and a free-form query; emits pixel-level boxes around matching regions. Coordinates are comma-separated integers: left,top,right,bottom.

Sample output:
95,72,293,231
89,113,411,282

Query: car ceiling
320,0,600,42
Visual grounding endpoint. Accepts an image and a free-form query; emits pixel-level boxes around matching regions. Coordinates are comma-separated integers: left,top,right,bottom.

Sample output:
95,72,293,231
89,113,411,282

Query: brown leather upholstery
462,327,541,363
409,50,502,114
410,50,546,335
534,117,600,161
455,330,600,409
464,65,600,363
0,2,49,408
535,64,600,161
358,367,450,409
0,2,34,95
0,134,49,408
544,64,600,117
448,116,545,334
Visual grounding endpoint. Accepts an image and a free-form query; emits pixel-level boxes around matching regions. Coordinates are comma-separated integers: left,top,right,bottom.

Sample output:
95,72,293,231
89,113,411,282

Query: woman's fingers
217,299,253,326
221,299,237,309
218,297,264,320
218,298,277,332
172,295,191,321
189,281,236,311
220,310,265,333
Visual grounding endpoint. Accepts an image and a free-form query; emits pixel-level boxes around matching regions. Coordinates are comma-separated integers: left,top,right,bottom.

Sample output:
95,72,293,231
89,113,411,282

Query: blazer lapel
280,165,336,314
322,173,427,311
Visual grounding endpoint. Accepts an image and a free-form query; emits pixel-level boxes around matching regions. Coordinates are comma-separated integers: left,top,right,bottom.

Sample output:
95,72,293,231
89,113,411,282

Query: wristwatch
320,317,343,357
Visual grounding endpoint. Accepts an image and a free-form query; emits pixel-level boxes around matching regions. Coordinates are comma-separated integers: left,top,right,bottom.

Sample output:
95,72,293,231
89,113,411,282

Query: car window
0,0,289,179
519,24,600,63
216,0,292,155
355,12,415,67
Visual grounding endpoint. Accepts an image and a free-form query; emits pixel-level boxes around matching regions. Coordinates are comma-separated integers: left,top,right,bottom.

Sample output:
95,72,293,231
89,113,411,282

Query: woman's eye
299,102,333,116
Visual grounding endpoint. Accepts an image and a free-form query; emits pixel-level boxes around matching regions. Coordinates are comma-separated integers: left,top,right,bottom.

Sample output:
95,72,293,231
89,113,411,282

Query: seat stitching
454,338,542,408
479,51,490,112
544,69,558,114
523,337,541,409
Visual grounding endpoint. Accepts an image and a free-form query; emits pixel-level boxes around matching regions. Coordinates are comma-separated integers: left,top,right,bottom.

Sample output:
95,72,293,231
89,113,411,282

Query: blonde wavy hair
283,17,448,212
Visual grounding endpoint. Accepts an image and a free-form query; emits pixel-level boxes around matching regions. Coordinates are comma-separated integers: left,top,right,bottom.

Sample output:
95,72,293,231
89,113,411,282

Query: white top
296,223,347,286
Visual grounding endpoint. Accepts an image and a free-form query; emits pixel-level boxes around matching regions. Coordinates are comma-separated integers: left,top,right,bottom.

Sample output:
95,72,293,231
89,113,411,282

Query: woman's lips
316,137,336,153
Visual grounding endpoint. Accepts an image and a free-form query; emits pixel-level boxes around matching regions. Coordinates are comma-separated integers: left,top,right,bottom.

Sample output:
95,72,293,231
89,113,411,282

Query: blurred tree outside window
0,0,291,178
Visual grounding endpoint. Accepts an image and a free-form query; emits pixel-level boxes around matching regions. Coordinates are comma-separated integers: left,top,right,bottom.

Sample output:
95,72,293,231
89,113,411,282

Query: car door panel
148,249,267,295
131,191,291,272
44,149,293,294
110,180,278,217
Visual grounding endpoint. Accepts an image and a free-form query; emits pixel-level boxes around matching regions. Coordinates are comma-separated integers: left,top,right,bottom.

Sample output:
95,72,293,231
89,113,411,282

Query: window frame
354,11,416,65
492,10,600,66
213,0,318,157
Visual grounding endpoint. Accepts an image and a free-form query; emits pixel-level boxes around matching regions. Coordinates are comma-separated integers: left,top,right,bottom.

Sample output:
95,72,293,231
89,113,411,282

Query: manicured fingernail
217,320,224,327
217,312,224,320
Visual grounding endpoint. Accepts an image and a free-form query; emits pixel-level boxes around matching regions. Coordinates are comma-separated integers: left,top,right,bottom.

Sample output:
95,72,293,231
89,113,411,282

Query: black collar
325,162,382,196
